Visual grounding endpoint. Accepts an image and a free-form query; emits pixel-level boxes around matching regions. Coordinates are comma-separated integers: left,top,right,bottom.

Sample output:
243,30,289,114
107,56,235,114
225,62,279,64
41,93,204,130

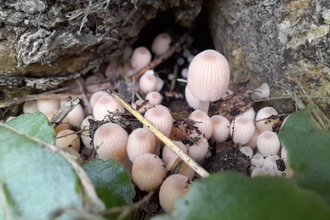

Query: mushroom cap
188,110,213,139
56,129,80,152
239,146,253,159
187,135,209,162
93,95,125,121
139,70,157,94
145,91,163,105
127,128,156,162
166,158,195,180
151,33,172,56
131,46,152,70
250,153,265,168
23,101,39,113
187,49,230,102
159,174,191,213
255,107,279,132
132,99,152,113
257,131,280,157
230,116,256,145
162,141,187,165
131,154,166,192
65,104,85,125
37,99,60,113
144,105,173,137
251,83,270,101
185,85,200,110
210,115,230,143
90,91,111,108
94,123,128,160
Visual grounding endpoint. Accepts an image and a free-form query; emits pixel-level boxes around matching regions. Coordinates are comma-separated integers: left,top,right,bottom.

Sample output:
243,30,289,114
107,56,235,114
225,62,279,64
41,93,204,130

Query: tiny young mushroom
187,49,230,113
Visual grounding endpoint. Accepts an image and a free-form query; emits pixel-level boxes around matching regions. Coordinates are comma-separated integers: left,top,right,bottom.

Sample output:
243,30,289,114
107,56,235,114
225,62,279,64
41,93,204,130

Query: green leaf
152,173,330,220
6,113,55,144
83,159,135,219
278,106,330,203
0,123,83,220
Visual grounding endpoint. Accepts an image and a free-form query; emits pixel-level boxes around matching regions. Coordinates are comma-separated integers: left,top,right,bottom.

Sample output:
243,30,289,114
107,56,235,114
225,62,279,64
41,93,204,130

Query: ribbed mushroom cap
210,115,230,143
166,158,195,180
90,91,111,108
188,110,213,139
127,128,156,162
144,105,173,137
159,174,191,213
255,107,279,132
94,123,128,160
151,33,172,56
93,95,125,120
257,131,280,157
187,49,230,102
187,135,209,162
245,129,260,149
131,46,152,70
132,154,166,192
230,116,256,145
65,104,84,125
56,129,80,152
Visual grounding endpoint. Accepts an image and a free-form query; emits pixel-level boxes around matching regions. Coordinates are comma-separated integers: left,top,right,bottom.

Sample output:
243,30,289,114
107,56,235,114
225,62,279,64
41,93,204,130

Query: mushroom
162,141,187,165
126,128,156,162
151,33,172,56
23,101,39,113
131,46,152,70
251,83,270,101
139,70,157,94
256,131,280,157
230,115,256,145
187,134,209,162
37,99,60,113
159,174,191,213
188,110,213,139
255,107,279,132
185,85,200,110
187,49,230,113
131,154,166,192
93,95,125,121
55,129,80,152
145,91,163,105
90,91,111,108
210,115,230,143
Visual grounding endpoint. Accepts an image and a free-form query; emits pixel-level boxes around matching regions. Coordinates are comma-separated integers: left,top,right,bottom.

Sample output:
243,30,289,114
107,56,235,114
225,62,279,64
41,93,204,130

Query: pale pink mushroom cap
131,46,152,70
37,99,60,113
159,174,191,213
93,95,125,120
187,135,209,162
187,49,230,112
230,115,256,145
255,107,279,132
257,131,280,157
185,85,200,110
144,105,173,137
94,123,128,160
139,70,157,94
126,128,156,162
145,91,163,105
151,33,172,56
188,110,213,139
132,154,166,192
210,115,230,143
56,129,80,152
90,91,111,108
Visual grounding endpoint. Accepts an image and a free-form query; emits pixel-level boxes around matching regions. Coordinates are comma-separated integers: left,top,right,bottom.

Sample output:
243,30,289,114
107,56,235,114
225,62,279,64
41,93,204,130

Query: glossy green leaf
0,123,83,220
6,112,56,144
278,106,330,203
83,159,135,219
152,173,330,220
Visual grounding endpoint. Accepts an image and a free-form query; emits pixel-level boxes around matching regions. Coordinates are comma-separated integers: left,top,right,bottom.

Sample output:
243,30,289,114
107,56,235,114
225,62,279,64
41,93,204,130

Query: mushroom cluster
18,34,292,214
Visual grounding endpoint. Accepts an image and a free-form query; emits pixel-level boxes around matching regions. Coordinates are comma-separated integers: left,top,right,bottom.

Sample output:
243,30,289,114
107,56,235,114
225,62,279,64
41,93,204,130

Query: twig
50,98,80,125
76,79,93,115
110,91,210,178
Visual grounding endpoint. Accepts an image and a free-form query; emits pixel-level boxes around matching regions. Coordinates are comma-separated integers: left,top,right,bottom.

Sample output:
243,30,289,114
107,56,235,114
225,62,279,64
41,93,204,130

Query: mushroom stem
198,100,210,113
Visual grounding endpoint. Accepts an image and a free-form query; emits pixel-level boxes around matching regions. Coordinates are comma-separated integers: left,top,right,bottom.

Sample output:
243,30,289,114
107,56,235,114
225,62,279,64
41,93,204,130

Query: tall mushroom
187,49,230,113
